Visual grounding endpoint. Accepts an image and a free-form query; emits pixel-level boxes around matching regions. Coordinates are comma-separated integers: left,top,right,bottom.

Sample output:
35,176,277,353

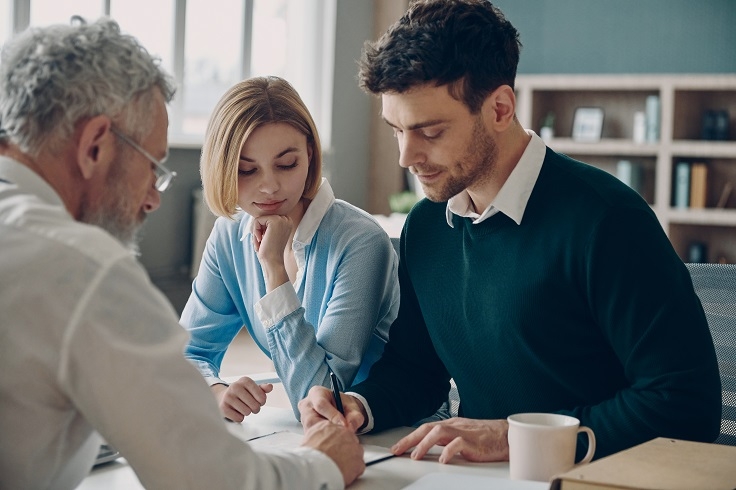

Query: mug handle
574,426,596,466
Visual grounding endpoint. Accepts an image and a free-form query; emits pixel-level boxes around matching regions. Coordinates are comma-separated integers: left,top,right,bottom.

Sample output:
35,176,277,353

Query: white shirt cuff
255,282,300,328
204,376,228,387
345,392,374,434
290,447,344,490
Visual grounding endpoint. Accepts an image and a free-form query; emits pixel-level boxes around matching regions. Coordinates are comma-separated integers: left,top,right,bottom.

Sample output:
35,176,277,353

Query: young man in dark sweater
299,0,721,462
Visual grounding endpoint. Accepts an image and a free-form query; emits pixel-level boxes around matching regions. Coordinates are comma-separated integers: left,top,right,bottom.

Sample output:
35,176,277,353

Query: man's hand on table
390,417,510,464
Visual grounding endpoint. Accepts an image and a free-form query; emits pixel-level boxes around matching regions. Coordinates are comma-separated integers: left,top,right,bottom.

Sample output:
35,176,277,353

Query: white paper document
247,430,396,465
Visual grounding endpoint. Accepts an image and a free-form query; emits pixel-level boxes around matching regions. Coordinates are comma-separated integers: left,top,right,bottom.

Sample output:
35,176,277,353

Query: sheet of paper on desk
246,430,395,465
402,473,549,489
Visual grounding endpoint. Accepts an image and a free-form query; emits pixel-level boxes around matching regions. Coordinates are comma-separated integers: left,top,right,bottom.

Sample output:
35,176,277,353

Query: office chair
687,263,736,446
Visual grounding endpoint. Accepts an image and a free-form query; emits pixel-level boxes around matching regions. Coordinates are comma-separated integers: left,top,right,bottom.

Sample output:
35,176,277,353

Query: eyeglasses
110,127,177,192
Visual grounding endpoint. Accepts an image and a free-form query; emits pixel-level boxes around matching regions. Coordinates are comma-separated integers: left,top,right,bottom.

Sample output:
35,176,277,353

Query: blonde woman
182,76,399,420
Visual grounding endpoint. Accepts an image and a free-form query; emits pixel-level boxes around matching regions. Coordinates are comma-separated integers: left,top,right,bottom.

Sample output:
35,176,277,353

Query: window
3,0,335,147
249,0,336,149
110,0,174,76
0,0,11,44
29,0,101,27
180,0,245,135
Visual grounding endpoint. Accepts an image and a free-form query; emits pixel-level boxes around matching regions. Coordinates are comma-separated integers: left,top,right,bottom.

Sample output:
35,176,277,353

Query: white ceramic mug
507,412,595,482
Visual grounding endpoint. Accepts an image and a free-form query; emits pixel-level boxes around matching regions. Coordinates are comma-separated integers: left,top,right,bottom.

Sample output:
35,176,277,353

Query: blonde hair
200,76,323,218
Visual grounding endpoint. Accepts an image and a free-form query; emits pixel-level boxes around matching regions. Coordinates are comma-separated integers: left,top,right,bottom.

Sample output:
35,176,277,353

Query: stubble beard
420,116,498,203
79,160,145,255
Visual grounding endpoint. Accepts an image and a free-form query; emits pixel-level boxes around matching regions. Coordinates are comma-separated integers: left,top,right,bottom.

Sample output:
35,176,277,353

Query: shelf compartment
673,89,735,141
669,223,736,264
531,90,658,140
562,153,656,205
670,157,736,210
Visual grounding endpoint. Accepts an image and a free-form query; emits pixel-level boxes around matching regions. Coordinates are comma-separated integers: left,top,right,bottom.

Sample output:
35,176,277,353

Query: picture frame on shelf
572,107,604,142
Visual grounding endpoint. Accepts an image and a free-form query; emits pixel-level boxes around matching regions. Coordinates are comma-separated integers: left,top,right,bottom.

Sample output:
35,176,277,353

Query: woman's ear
482,85,516,131
76,115,115,180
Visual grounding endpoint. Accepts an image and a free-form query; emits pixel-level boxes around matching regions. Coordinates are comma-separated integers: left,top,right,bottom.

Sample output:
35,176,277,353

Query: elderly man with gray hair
0,17,364,490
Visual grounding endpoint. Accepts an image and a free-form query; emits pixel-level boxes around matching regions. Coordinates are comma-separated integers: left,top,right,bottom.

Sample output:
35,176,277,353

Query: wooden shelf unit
516,74,736,263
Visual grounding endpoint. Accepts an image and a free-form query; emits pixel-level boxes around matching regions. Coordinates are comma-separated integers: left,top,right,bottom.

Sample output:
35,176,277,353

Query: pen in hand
329,370,344,415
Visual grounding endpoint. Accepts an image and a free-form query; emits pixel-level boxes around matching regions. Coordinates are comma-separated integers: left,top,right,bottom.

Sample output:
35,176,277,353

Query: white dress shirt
446,129,546,226
0,156,343,490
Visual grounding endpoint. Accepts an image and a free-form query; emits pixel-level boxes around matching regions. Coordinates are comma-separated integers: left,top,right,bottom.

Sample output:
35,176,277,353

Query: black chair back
687,263,736,446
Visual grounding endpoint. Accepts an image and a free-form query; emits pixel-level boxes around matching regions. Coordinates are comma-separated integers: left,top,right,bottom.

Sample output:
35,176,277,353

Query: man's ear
76,115,115,180
481,85,516,131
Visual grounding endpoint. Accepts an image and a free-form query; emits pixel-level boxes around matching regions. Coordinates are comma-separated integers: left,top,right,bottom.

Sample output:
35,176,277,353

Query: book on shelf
645,95,660,142
673,161,691,209
616,160,643,194
717,181,733,209
550,437,736,490
689,162,708,209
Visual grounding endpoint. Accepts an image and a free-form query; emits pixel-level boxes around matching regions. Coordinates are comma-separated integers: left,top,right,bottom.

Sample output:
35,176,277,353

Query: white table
79,380,516,489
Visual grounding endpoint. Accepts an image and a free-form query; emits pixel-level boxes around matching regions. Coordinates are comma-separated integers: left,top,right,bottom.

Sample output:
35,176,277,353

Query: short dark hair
358,0,521,113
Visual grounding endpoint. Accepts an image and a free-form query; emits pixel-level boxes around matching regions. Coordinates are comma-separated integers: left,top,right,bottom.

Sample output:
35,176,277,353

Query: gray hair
0,17,176,156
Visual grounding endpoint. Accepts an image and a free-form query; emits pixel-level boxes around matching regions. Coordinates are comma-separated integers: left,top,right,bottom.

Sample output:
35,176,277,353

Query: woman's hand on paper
211,377,273,422
390,417,510,464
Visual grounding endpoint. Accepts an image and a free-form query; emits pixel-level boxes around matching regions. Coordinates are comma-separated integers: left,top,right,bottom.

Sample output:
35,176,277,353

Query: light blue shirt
181,179,399,417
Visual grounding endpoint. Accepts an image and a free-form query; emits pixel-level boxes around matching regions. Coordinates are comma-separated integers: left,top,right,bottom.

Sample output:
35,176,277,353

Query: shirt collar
445,129,546,227
0,156,66,209
243,178,335,248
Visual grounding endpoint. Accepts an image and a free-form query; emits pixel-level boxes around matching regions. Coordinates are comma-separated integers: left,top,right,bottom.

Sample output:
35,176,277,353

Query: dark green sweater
353,149,721,459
